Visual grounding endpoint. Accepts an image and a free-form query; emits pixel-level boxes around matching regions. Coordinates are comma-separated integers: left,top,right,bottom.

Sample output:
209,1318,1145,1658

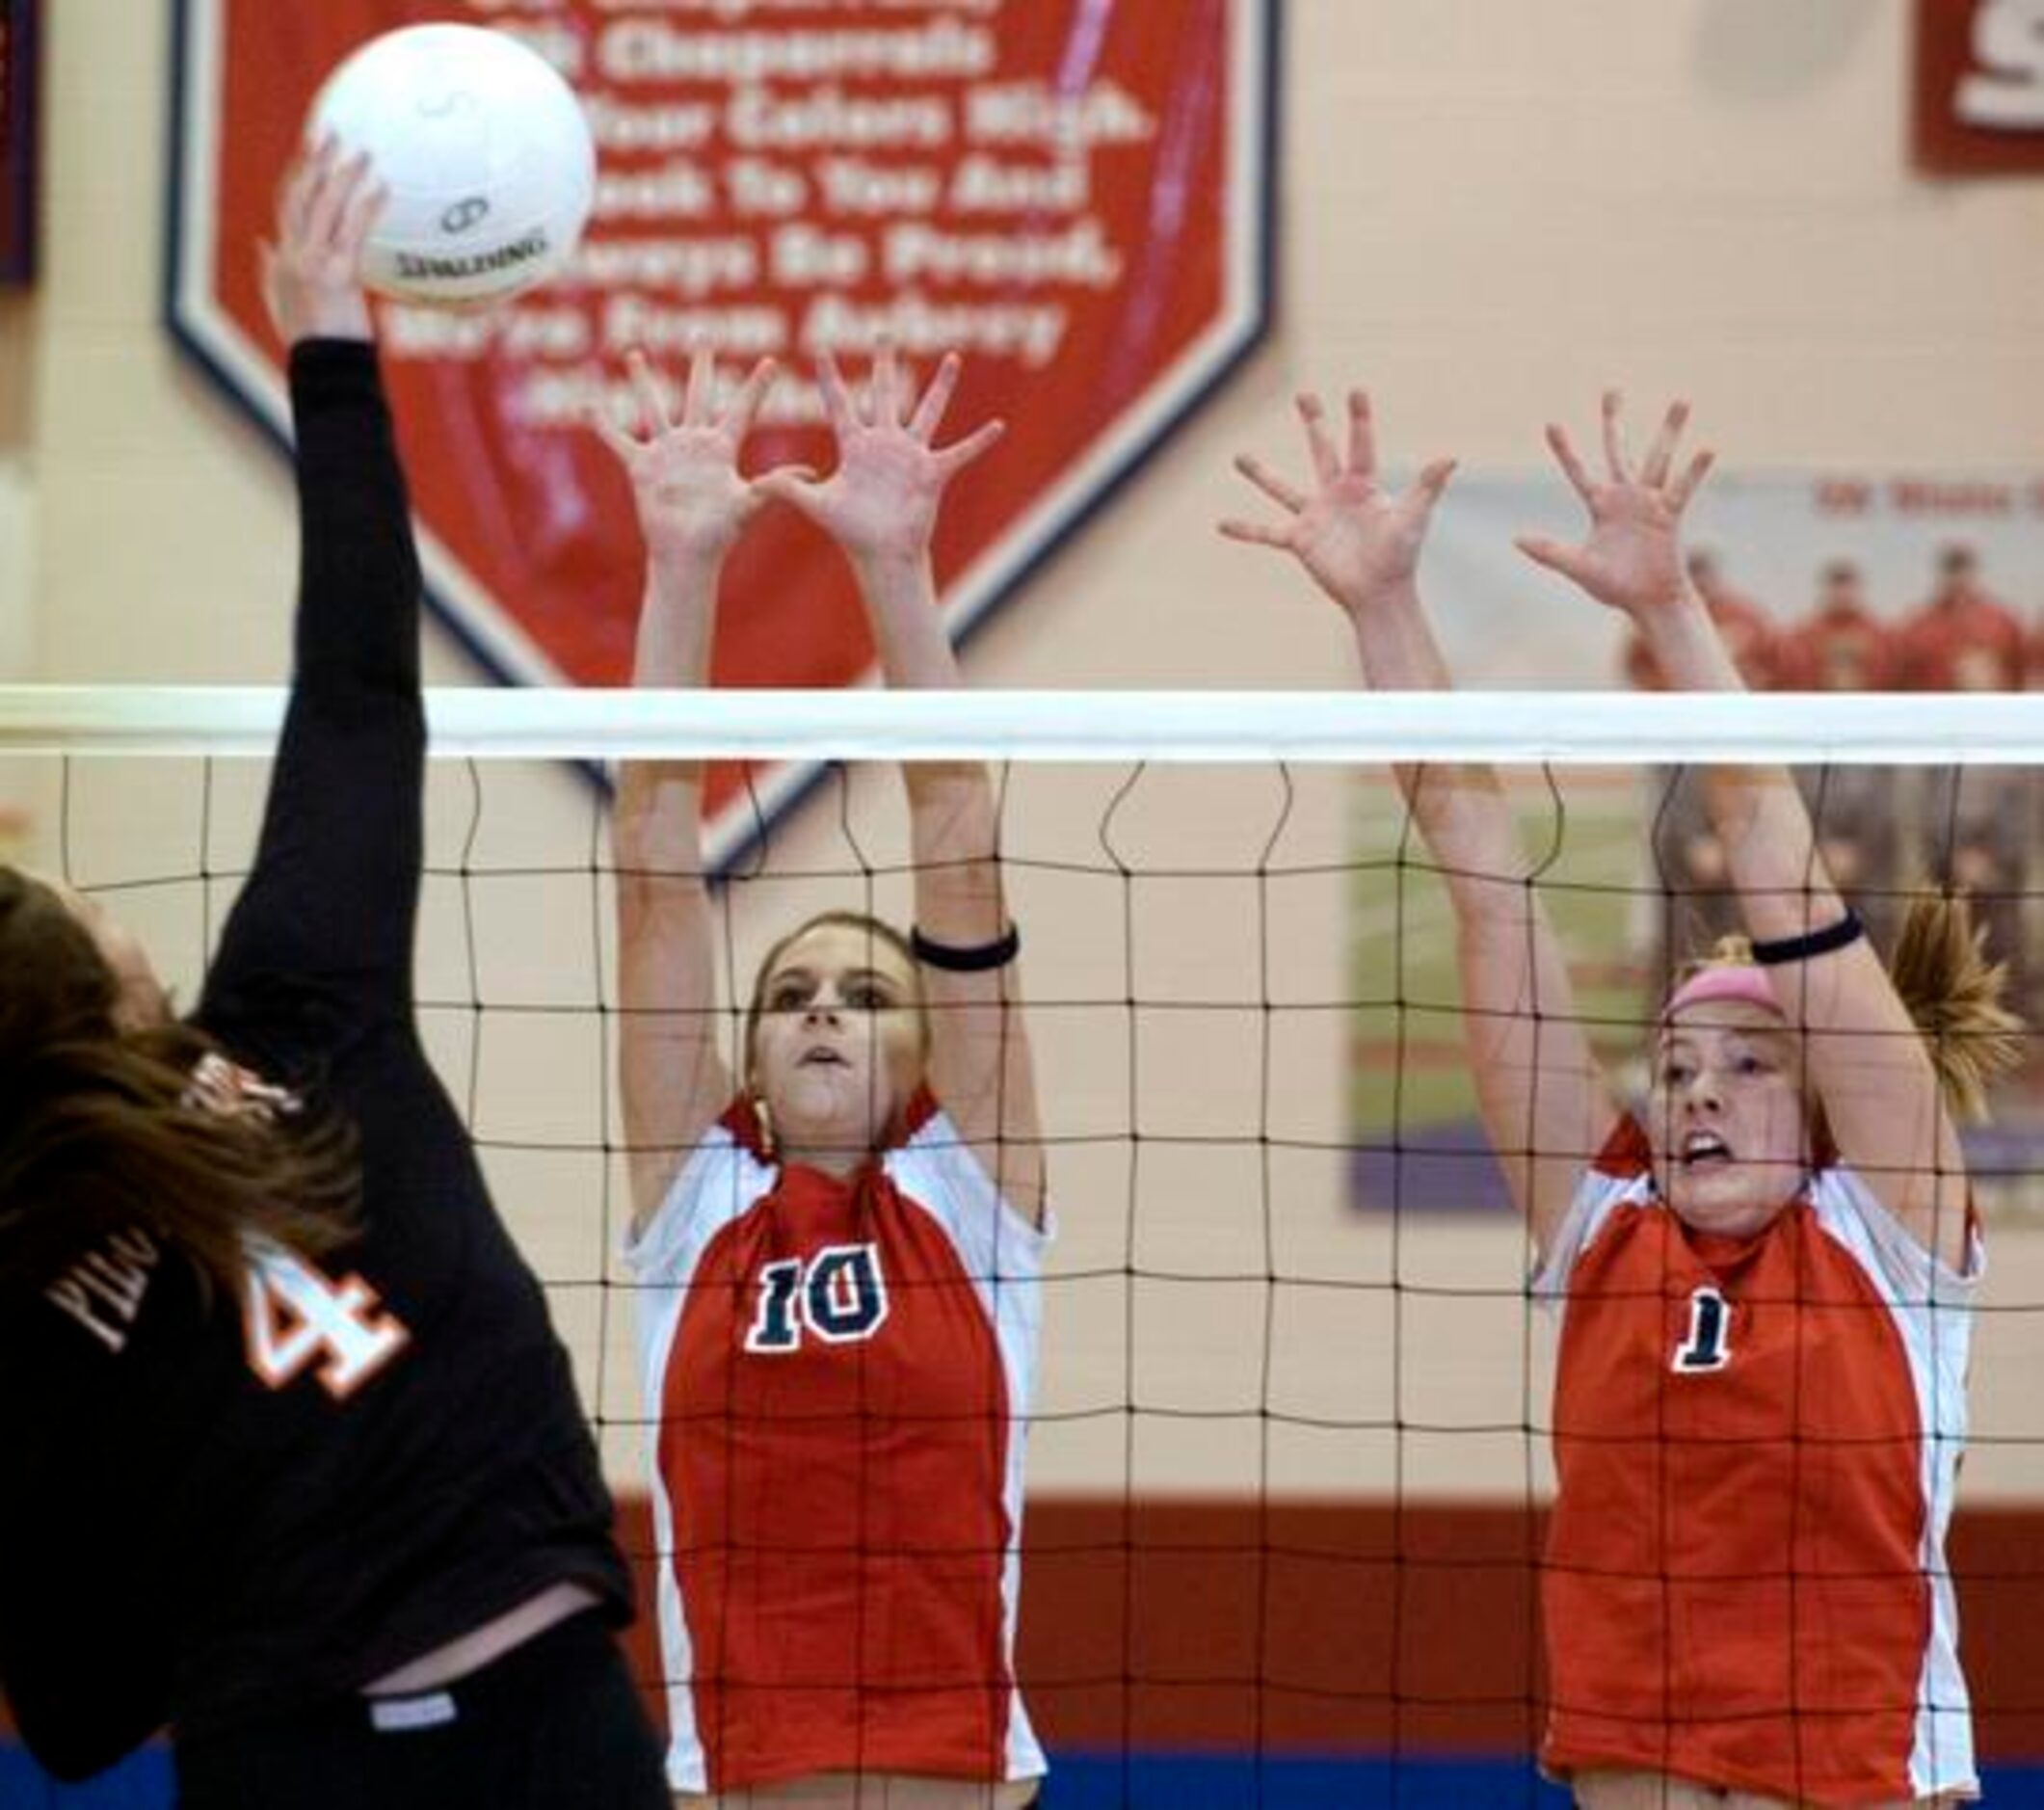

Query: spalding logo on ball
307,24,597,306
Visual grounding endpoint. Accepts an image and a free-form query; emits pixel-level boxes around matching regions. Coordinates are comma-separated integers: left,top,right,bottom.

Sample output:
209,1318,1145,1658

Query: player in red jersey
1896,545,2023,693
1779,558,1894,693
599,342,1047,1808
1224,387,2019,1809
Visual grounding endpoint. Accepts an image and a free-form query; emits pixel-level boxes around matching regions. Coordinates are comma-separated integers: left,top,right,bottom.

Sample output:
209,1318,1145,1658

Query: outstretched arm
599,344,776,1234
1521,393,1966,1266
201,143,426,1053
756,346,1043,1224
1223,391,1614,1255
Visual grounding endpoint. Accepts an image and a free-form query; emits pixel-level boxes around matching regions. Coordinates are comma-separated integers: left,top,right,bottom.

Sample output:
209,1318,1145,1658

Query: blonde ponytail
1889,892,2026,1123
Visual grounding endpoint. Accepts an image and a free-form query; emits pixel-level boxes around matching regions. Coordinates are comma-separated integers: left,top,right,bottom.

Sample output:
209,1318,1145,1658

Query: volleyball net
8,684,2044,1797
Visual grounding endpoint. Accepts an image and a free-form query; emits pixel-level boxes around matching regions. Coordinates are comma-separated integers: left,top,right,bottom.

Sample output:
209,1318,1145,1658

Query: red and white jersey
624,1088,1050,1795
1533,1117,1979,1807
1898,592,2026,692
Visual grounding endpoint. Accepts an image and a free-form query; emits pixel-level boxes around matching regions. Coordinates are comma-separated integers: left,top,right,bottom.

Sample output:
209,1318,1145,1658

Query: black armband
1750,910,1865,967
910,922,1021,972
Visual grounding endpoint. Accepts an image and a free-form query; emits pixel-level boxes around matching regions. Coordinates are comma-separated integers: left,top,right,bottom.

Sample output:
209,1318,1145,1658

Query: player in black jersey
0,143,669,1808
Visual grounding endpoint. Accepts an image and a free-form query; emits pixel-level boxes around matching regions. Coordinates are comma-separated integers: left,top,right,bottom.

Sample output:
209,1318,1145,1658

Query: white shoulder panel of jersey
624,1123,777,1286
1808,1163,1981,1310
889,1106,1053,1288
1529,1157,1651,1302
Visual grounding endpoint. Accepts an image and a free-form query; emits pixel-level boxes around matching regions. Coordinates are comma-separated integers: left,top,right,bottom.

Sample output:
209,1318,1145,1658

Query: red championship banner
0,0,37,284
1915,0,2044,174
168,0,1276,860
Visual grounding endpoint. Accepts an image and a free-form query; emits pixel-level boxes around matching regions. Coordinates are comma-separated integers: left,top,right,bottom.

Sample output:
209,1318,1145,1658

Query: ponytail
1889,892,2026,1123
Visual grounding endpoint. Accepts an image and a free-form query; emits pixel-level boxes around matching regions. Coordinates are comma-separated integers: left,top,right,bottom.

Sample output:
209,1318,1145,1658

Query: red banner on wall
1915,0,2044,173
168,0,1275,861
0,0,37,284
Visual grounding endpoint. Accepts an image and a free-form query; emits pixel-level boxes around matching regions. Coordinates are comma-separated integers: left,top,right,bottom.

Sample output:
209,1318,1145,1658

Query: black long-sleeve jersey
0,341,631,1781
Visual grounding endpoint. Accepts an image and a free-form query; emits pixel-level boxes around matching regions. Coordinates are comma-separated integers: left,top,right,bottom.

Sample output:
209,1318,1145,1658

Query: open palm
756,343,1002,568
1517,391,1713,622
594,343,775,563
1220,390,1454,614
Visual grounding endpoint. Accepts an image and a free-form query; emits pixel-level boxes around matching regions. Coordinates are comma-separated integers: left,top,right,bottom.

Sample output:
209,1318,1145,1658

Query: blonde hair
1889,893,2026,1122
1676,894,2024,1123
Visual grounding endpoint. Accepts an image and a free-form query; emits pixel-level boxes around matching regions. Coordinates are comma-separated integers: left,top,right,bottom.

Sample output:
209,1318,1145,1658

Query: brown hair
740,911,928,1094
0,869,358,1299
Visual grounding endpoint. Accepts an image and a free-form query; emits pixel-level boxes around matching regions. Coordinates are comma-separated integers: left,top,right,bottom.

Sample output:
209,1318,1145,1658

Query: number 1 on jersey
1672,1284,1733,1373
244,1246,411,1399
746,1259,806,1353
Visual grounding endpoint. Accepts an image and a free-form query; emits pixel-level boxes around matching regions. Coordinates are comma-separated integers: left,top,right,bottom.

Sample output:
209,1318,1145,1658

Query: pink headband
1660,963,1783,1025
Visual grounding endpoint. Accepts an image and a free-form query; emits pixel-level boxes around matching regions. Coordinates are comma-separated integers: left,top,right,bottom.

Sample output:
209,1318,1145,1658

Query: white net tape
3,684,2041,760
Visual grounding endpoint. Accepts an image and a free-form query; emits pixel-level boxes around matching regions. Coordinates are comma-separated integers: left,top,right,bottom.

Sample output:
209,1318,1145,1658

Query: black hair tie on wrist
1750,910,1865,967
910,922,1022,972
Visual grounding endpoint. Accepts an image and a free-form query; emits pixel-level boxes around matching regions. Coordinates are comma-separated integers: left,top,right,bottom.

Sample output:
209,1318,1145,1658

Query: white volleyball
307,24,596,306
